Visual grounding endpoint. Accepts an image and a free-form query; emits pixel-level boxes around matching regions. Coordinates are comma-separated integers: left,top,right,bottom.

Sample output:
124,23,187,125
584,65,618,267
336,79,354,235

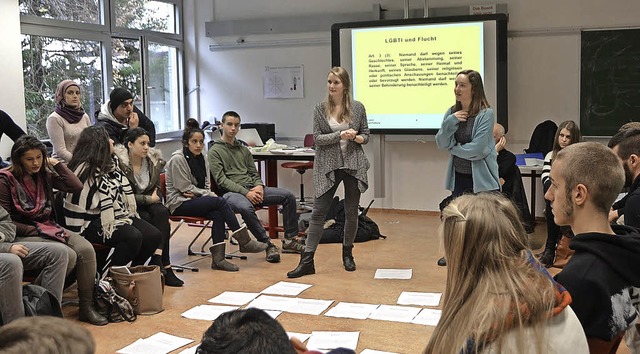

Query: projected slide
351,22,484,130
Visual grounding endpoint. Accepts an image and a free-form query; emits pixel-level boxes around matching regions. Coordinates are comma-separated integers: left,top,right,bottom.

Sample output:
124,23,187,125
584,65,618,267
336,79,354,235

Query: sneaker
265,243,281,263
282,238,305,254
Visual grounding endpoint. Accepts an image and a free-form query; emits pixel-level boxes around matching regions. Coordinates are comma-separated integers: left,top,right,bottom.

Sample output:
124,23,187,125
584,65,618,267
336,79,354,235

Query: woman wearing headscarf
46,80,92,163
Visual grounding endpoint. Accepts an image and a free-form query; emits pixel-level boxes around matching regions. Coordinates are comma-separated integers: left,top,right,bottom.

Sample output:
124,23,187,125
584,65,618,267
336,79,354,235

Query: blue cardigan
435,107,500,193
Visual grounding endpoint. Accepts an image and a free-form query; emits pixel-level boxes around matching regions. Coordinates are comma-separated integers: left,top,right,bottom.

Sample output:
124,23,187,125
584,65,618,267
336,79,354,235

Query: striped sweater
63,157,137,240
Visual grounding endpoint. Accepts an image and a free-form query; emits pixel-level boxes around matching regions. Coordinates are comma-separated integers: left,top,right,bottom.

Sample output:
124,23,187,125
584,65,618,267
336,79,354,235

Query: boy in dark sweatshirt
546,142,640,353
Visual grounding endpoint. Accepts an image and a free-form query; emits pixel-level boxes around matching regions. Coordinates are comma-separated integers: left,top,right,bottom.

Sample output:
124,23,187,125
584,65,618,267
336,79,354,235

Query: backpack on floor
320,198,386,243
22,284,63,318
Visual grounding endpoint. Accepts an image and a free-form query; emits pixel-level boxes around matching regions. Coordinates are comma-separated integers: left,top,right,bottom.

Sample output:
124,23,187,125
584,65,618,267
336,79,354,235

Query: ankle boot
210,243,239,271
342,245,356,271
163,267,184,287
79,294,108,326
287,252,315,278
232,226,268,253
538,247,556,268
150,254,163,268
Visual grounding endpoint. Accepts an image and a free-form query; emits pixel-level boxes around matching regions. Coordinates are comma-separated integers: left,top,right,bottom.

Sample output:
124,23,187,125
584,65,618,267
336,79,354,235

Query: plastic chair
281,134,314,210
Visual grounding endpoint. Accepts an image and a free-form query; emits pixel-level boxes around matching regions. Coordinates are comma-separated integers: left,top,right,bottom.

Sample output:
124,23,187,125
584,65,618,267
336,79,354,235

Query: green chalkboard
580,28,640,137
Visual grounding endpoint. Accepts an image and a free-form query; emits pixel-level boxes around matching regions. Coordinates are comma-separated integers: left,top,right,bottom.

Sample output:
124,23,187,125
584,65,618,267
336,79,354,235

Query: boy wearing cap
95,88,156,146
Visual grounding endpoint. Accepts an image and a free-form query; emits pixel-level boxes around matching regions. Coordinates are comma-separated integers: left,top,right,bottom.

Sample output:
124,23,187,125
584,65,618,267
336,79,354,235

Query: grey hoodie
164,149,216,214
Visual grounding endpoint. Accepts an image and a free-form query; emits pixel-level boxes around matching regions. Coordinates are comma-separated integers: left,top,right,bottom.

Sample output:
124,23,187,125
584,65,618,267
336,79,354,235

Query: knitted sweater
46,111,92,163
312,100,370,198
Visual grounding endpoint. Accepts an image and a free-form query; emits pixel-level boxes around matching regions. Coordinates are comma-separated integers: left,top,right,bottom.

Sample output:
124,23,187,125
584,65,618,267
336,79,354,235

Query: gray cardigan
164,149,216,214
312,100,370,198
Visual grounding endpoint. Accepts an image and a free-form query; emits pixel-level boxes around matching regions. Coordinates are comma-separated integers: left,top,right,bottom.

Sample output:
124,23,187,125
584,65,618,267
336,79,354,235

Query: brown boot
210,243,239,271
552,235,575,268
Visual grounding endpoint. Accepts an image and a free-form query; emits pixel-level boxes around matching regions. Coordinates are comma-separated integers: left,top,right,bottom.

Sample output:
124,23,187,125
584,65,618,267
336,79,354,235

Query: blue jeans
173,196,241,244
305,170,361,252
223,187,299,243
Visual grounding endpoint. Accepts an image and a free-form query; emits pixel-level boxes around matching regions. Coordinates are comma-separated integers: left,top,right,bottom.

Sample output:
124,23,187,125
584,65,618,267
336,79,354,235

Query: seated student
0,316,95,353
0,135,106,325
547,142,640,353
0,204,68,325
208,111,303,263
64,126,162,268
196,308,355,354
0,110,26,168
493,123,532,232
165,119,266,272
424,193,588,354
114,128,183,287
95,88,156,146
608,122,640,224
46,79,92,163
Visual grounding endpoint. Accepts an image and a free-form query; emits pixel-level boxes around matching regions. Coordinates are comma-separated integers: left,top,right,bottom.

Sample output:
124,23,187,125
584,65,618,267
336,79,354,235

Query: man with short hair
208,111,303,263
548,142,640,353
95,88,156,146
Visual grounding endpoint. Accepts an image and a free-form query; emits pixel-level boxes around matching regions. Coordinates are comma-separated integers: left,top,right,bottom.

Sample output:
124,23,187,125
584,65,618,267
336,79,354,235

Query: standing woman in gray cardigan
287,66,370,278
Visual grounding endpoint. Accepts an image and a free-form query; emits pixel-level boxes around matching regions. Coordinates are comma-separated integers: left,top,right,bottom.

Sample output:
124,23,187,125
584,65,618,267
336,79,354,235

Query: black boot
163,267,184,287
79,294,108,326
538,248,555,268
287,252,315,278
342,245,356,271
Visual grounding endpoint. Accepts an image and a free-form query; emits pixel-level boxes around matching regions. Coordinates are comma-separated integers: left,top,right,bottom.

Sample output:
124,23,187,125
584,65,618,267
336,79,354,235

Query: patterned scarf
183,146,206,189
95,157,138,239
0,170,67,242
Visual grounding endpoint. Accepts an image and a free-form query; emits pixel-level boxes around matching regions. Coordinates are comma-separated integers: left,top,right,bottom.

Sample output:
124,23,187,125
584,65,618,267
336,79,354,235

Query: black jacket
94,105,156,146
555,225,640,341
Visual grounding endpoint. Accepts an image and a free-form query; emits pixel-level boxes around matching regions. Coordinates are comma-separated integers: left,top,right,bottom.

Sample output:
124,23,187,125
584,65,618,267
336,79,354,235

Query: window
20,0,184,139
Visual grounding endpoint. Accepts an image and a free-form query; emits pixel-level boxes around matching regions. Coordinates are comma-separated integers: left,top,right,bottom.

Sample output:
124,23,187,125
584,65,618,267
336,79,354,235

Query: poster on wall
263,65,304,99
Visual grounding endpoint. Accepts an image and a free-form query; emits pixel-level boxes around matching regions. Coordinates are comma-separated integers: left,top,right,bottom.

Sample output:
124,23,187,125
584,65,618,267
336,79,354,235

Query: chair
159,173,209,272
281,134,314,210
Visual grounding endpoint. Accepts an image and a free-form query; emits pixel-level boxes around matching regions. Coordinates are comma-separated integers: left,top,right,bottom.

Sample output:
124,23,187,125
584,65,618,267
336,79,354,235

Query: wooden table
251,150,315,238
518,165,544,229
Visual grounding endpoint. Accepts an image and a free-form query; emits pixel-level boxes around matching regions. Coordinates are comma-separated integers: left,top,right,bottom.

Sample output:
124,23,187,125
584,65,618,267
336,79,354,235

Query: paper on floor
261,281,312,296
306,331,360,351
324,302,380,320
411,308,442,326
368,304,422,323
374,269,412,279
181,304,238,321
396,291,442,307
116,332,193,354
208,291,260,306
360,349,399,354
287,332,312,343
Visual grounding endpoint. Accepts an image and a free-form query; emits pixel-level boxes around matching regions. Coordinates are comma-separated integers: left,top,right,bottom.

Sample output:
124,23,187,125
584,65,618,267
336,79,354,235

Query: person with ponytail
46,80,92,163
424,193,588,354
63,126,162,269
165,119,266,272
0,135,106,325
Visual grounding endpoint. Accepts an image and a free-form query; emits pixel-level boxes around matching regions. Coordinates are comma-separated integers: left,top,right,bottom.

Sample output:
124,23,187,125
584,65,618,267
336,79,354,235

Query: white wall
0,1,27,157
168,0,640,214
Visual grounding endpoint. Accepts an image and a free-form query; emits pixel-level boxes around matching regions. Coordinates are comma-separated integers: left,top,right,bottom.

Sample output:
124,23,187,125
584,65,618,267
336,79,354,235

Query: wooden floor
61,210,630,354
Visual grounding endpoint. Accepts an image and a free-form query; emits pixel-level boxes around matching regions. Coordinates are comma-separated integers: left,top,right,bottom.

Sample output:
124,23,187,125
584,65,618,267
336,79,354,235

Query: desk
518,165,543,228
252,150,315,238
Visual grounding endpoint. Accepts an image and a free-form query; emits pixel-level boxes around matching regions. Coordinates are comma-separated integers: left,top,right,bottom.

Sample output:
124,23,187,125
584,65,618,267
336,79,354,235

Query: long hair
182,118,204,146
424,193,556,354
324,66,353,123
551,120,581,161
68,126,113,183
123,127,149,153
8,135,55,202
452,69,490,117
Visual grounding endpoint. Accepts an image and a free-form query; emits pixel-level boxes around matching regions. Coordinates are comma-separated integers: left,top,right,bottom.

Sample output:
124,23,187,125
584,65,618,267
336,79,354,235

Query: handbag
94,277,136,323
109,265,164,315
22,284,63,318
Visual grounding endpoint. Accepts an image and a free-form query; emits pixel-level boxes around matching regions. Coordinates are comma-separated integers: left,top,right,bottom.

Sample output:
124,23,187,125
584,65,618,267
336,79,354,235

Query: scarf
0,170,68,243
54,80,85,124
95,158,138,240
183,146,206,189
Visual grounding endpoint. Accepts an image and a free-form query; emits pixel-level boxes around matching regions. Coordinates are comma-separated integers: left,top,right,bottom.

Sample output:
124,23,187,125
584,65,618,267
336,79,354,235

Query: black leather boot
287,252,315,278
342,245,356,271
538,248,555,268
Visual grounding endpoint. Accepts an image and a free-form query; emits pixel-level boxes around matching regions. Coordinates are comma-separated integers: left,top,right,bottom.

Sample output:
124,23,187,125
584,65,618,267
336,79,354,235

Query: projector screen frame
331,14,508,135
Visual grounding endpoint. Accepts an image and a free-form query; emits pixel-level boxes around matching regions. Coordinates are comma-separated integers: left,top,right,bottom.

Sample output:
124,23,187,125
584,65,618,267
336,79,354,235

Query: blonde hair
425,193,556,354
324,66,353,123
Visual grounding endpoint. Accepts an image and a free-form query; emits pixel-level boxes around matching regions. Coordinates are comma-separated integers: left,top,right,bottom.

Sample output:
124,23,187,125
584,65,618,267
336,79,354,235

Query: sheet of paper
265,310,282,319
181,304,239,321
246,294,297,311
324,302,379,320
208,291,260,306
178,345,199,354
397,291,442,307
374,268,413,279
287,298,334,315
306,331,360,351
411,308,442,326
287,332,312,343
261,281,312,296
368,304,422,323
361,349,399,354
117,333,194,354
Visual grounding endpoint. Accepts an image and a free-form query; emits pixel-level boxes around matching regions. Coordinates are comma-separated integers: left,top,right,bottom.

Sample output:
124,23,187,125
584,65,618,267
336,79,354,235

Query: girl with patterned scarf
0,135,106,325
63,126,161,269
424,193,588,354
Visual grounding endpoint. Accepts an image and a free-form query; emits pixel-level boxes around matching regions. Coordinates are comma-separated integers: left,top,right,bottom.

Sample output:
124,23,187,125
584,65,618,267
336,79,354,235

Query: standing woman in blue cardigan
287,66,370,278
435,69,500,266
